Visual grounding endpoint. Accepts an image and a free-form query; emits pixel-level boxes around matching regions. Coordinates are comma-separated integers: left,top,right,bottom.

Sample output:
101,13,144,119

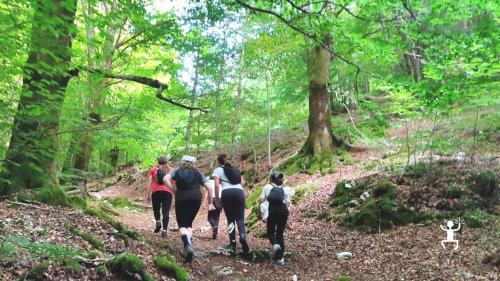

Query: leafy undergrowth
0,201,176,281
326,178,432,233
323,161,499,233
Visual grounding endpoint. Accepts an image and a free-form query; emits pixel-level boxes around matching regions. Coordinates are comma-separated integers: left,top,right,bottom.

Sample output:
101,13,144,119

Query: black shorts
175,198,201,228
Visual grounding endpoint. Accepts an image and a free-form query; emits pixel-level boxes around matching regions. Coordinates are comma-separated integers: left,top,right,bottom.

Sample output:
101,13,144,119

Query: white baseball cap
181,155,197,163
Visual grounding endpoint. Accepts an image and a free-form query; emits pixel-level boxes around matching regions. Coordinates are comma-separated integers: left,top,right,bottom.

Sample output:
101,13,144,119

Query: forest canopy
0,0,498,194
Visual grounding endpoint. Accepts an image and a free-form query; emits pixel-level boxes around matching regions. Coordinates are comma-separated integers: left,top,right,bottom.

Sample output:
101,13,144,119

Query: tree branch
234,0,364,94
72,68,208,112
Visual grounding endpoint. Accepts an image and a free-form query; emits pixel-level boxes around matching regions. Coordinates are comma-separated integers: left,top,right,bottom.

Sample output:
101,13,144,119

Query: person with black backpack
257,171,294,266
163,155,214,263
145,156,173,235
212,154,249,254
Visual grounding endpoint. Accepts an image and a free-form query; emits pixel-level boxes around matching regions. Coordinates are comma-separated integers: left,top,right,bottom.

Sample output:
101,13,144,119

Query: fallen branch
71,68,207,112
5,200,46,209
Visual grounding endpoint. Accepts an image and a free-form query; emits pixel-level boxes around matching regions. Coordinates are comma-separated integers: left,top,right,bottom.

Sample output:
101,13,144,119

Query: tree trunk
73,0,118,192
301,34,343,155
0,0,78,194
231,47,244,160
185,56,200,154
265,69,272,170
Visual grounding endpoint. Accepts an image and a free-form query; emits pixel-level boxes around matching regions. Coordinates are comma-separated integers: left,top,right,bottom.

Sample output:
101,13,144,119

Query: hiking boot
183,244,194,263
272,244,281,260
240,237,249,254
154,221,161,233
161,229,168,238
276,258,285,266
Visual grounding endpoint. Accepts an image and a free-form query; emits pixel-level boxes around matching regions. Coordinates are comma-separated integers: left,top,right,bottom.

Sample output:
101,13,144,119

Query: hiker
212,154,249,254
145,156,173,235
204,177,222,239
163,155,214,263
258,171,294,266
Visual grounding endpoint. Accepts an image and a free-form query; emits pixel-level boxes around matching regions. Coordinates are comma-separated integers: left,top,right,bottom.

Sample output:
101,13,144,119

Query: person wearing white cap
163,155,214,263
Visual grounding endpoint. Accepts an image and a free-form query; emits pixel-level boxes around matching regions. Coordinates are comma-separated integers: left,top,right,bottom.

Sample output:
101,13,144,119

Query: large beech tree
1,0,79,193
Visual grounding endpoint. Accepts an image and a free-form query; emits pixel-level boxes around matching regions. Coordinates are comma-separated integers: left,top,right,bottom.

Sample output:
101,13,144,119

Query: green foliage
68,196,87,209
153,252,189,281
17,192,33,202
330,180,431,233
35,185,68,207
468,171,497,197
105,197,134,208
336,275,352,281
64,220,106,252
464,209,493,228
96,265,108,277
292,184,319,204
108,253,154,281
245,186,263,209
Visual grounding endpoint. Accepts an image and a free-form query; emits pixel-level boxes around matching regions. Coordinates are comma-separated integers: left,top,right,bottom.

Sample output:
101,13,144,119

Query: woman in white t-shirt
212,154,249,254
257,171,293,266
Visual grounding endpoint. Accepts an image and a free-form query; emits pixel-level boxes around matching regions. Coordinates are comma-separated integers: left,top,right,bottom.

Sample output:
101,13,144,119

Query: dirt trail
97,147,498,281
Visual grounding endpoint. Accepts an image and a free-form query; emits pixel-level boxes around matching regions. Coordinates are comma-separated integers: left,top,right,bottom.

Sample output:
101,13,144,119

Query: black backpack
156,167,167,185
267,185,285,205
222,166,241,185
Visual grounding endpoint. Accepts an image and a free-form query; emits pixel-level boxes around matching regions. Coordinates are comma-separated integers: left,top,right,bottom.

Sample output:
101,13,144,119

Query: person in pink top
145,156,173,235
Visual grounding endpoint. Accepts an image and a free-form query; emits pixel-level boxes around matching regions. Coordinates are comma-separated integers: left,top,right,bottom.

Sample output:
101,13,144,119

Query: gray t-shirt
212,167,243,191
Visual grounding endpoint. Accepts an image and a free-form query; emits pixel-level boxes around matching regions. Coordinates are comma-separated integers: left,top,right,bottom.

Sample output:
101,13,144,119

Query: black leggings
175,198,201,228
152,191,172,228
221,188,246,242
208,197,222,230
267,204,289,260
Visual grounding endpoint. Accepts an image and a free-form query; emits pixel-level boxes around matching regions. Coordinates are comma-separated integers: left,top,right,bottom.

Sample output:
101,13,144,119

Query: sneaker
183,244,194,263
276,258,285,266
240,237,249,254
154,221,161,233
272,244,281,259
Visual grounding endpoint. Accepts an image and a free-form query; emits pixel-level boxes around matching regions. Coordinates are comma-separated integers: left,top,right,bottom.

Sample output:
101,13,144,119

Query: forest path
98,146,497,281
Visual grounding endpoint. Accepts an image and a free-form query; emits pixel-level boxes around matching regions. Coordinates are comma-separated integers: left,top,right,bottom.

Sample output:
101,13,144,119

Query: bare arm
145,174,153,203
164,174,176,193
214,176,221,207
203,182,214,205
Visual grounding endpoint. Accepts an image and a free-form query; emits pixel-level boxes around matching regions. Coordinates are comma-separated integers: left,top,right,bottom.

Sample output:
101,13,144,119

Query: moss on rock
108,253,154,281
153,253,189,281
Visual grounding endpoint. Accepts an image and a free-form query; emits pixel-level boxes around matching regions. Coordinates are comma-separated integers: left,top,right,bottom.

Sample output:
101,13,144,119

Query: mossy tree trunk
0,0,78,194
301,34,343,156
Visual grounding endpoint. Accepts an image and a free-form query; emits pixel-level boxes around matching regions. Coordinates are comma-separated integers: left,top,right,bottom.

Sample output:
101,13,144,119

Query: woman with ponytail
212,154,249,254
145,156,173,235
